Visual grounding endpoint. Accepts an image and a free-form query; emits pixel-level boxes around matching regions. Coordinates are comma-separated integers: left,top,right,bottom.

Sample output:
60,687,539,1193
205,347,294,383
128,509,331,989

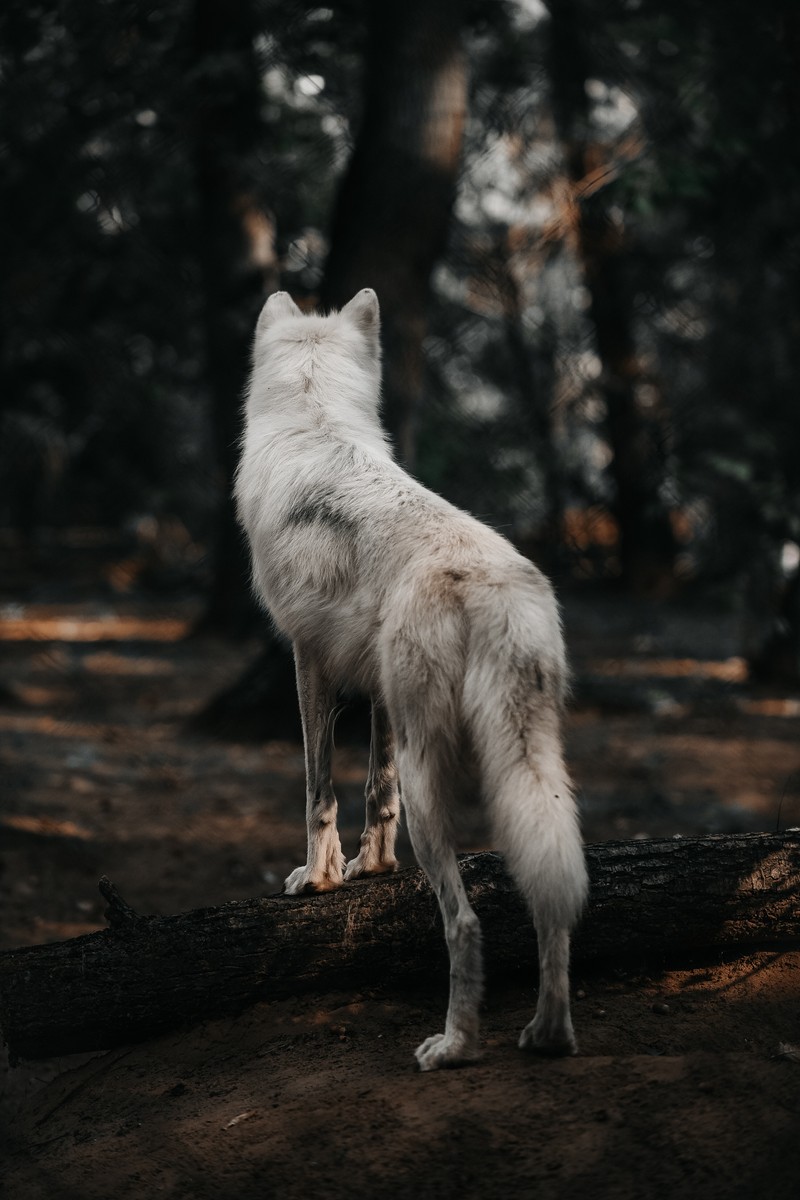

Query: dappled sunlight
22,918,104,942
0,612,192,642
0,712,124,740
1,814,93,840
587,656,748,682
675,950,794,1001
7,684,73,707
737,851,799,898
738,697,800,718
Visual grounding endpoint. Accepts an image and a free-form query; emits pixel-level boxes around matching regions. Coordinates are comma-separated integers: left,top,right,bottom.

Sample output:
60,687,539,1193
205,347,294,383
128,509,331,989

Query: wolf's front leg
345,701,400,880
284,644,346,895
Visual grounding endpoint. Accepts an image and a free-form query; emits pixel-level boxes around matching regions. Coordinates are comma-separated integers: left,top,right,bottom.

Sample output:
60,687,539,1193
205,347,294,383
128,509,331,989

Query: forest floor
1,531,800,1198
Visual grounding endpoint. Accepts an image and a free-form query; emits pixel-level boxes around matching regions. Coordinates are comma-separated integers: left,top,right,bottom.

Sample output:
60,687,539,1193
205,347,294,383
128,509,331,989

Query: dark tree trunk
715,6,800,685
546,0,677,593
745,540,800,685
2,833,798,1062
319,0,467,464
488,237,563,566
191,0,278,633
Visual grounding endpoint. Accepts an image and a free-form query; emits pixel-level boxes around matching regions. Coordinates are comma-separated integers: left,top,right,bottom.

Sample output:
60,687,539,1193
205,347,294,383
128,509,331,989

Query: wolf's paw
518,1016,577,1057
283,862,344,895
344,851,399,881
414,1032,481,1072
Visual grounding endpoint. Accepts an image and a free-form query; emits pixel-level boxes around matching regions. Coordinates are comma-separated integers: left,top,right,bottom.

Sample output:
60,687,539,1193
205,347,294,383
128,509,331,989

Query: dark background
2,0,799,678
2,10,800,1187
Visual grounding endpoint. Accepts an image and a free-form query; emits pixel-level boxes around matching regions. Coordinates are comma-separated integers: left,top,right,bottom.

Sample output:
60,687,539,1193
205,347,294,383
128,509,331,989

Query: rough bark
1,833,798,1063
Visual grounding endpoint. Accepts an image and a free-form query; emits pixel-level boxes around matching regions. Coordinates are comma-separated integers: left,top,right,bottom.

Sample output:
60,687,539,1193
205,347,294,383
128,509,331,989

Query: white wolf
235,288,588,1071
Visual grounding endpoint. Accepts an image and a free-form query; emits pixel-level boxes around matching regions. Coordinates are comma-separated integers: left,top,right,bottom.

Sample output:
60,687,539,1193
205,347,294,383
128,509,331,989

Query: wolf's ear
256,291,302,337
342,288,380,338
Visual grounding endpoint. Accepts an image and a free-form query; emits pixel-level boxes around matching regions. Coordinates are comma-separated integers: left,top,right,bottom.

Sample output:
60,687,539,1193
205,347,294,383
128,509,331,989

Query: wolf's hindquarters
397,701,585,1065
460,587,586,1048
383,584,586,1062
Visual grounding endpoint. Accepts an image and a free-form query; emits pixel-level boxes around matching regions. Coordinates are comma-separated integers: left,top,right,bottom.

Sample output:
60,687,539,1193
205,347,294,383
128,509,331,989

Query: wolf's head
256,289,380,352
248,289,383,435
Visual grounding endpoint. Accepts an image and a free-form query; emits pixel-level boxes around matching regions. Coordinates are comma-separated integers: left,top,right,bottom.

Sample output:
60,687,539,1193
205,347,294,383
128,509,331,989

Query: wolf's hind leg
519,925,576,1055
398,748,483,1070
345,701,400,880
284,644,345,894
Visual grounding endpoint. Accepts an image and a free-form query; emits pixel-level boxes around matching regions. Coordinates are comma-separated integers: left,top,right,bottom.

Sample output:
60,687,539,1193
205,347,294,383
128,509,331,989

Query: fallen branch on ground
1,832,798,1063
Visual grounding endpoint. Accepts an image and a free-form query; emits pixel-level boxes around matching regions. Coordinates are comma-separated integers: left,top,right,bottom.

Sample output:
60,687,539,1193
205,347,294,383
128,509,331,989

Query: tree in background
542,0,677,592
189,0,278,630
319,0,467,463
693,0,800,680
595,0,800,673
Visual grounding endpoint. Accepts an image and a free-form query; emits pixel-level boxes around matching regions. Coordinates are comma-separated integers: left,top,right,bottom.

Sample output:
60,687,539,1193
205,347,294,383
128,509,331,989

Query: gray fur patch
285,493,357,538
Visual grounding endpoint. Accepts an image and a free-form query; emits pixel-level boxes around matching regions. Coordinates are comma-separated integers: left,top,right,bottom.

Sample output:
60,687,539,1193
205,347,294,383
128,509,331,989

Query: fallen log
1,832,799,1063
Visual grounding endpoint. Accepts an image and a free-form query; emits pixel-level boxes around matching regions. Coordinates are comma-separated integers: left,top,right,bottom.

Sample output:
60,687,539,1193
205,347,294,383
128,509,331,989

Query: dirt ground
2,535,800,1197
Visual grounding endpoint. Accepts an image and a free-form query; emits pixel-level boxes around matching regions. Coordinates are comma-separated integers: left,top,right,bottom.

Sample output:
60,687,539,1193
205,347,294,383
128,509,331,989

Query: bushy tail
463,594,588,932
487,731,587,930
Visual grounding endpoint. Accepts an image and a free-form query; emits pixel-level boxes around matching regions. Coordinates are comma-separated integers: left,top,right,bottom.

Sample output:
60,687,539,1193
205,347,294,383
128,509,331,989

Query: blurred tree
188,0,277,631
0,1,209,536
545,0,677,593
698,0,800,681
319,0,467,463
609,0,800,676
0,0,354,581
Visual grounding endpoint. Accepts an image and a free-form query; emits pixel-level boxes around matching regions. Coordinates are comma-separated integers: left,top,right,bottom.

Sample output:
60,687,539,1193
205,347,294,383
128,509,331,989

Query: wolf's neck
248,358,392,459
247,389,392,463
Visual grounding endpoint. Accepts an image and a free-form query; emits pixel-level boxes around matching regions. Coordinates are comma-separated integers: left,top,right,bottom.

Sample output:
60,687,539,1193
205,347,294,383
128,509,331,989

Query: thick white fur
235,288,589,1070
